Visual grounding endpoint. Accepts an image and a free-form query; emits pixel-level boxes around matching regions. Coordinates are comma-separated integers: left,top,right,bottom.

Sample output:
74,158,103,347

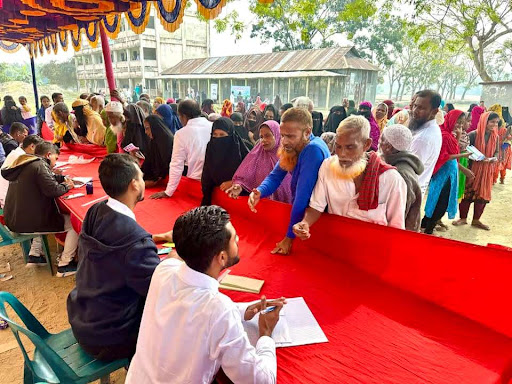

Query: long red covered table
57,149,512,383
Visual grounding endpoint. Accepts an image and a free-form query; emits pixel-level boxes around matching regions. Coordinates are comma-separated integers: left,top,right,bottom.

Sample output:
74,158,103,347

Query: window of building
276,78,288,103
84,57,90,65
247,79,259,99
262,79,273,101
143,47,157,60
118,51,128,62
76,57,82,65
147,16,155,29
131,50,140,61
329,77,346,107
308,77,328,109
120,19,126,32
290,78,306,100
110,52,115,63
94,54,103,64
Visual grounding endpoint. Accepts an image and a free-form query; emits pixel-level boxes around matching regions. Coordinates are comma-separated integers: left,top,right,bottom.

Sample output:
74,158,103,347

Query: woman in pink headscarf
225,120,293,203
468,106,485,133
358,101,380,151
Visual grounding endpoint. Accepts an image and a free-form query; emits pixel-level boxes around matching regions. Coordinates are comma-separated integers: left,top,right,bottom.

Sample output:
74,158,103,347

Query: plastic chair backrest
0,216,14,243
0,292,79,382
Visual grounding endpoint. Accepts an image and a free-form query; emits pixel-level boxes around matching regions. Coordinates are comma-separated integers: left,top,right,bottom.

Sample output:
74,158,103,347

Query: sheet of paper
467,145,485,161
72,177,93,188
54,161,69,168
240,297,328,348
123,143,139,152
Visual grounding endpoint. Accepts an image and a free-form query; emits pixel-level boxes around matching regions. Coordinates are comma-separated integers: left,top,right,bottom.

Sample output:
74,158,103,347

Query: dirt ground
0,178,511,383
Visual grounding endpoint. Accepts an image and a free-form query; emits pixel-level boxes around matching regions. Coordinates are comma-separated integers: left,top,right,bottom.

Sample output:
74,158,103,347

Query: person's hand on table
271,236,293,255
258,296,284,338
150,191,170,200
292,221,311,240
245,296,286,321
152,230,173,243
248,189,261,212
53,167,63,175
225,183,242,199
63,177,74,190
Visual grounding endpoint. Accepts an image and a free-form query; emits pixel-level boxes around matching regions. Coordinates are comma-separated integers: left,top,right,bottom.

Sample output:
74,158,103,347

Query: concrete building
161,47,380,110
74,8,209,99
481,81,512,108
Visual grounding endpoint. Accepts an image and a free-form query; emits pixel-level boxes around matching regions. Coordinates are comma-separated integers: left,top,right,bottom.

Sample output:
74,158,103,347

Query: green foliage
0,63,32,83
38,59,77,90
248,0,376,51
213,10,245,40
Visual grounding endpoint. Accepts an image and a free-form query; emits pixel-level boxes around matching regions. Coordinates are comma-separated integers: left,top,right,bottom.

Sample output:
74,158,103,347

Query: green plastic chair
0,291,128,383
0,210,53,274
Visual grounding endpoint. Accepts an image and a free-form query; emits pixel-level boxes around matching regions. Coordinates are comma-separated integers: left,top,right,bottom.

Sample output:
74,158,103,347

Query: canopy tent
0,0,274,57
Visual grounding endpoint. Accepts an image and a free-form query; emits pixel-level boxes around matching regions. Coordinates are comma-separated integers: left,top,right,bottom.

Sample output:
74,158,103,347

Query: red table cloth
56,152,512,384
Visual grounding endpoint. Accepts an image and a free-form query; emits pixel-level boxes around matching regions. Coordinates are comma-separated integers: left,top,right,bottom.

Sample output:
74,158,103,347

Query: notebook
241,297,328,348
219,274,264,294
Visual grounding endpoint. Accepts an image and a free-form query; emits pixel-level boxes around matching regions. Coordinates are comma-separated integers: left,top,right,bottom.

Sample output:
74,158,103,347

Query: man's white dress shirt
309,157,407,229
408,119,442,196
106,197,136,221
126,259,277,384
165,117,212,197
45,105,54,129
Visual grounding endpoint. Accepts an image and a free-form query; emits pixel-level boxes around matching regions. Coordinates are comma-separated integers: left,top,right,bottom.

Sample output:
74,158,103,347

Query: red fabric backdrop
57,152,512,383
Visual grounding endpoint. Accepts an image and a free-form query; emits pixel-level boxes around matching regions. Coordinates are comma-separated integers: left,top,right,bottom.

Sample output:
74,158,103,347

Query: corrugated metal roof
162,46,380,75
161,70,348,79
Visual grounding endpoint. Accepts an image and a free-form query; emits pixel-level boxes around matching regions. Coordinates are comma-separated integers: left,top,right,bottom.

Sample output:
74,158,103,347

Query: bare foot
452,219,468,226
471,220,490,230
500,179,505,184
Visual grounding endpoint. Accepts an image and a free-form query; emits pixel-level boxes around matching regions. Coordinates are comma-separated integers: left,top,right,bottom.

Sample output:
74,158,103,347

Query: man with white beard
105,101,125,153
293,115,407,240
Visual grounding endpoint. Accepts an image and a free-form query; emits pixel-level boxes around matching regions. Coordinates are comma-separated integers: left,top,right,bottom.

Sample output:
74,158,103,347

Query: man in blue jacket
248,107,330,254
67,154,171,361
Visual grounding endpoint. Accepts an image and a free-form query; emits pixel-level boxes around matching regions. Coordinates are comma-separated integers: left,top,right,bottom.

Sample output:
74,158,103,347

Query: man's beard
110,122,123,135
137,190,144,202
409,117,427,132
277,138,308,172
223,252,240,270
329,155,368,180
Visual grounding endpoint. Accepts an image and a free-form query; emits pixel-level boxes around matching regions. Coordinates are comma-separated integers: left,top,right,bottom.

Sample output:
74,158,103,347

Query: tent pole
30,56,39,111
99,23,117,99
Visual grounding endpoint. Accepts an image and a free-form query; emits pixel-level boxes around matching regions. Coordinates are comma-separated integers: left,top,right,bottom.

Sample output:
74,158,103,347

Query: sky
0,1,273,65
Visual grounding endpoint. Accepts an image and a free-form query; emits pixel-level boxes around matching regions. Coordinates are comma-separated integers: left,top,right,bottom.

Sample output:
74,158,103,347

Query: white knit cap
382,124,413,151
105,101,124,114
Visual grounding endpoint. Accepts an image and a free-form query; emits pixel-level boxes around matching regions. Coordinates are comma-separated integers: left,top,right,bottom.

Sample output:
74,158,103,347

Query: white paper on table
240,297,328,348
68,155,95,165
54,161,69,168
72,177,93,188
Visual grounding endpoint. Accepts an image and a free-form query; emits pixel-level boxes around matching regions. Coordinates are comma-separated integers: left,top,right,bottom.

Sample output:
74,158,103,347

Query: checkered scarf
358,151,395,211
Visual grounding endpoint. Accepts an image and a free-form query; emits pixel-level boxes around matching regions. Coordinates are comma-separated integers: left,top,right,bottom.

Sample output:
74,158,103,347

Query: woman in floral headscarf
221,99,233,117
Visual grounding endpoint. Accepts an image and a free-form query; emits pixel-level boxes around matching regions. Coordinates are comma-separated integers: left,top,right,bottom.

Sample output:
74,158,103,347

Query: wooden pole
99,23,117,99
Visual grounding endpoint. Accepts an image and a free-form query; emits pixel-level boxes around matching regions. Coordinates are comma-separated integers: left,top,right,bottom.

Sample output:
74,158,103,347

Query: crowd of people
0,86,511,383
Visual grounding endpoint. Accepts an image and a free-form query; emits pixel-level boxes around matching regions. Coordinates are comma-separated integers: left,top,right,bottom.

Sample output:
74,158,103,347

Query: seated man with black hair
2,142,78,274
45,92,64,130
67,154,172,361
0,122,29,157
127,205,285,384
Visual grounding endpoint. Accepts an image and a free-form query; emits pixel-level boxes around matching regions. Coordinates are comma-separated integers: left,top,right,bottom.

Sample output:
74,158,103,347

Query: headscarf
72,99,90,137
382,100,394,119
263,104,279,122
231,112,253,150
235,101,246,116
156,104,182,134
221,99,233,117
320,132,336,155
254,96,263,107
122,104,150,155
502,107,512,125
488,104,504,125
232,120,293,203
372,103,388,132
324,106,347,133
244,106,265,140
201,99,215,115
469,106,485,133
1,99,23,125
311,111,324,137
166,98,175,104
154,97,164,106
471,112,499,201
432,109,463,175
142,115,174,182
359,101,380,151
201,117,250,205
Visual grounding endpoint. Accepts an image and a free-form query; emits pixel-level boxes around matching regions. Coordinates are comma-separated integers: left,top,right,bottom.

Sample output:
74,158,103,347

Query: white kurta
126,259,277,384
309,157,408,229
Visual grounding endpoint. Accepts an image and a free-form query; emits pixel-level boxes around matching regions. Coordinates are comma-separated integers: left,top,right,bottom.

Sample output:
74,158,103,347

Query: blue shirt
257,135,330,238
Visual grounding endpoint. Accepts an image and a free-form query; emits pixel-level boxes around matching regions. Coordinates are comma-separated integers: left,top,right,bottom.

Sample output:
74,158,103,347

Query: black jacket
67,201,160,347
2,154,70,233
0,133,19,157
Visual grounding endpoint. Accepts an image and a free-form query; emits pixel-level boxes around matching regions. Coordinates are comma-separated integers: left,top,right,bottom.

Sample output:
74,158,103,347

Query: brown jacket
2,154,70,233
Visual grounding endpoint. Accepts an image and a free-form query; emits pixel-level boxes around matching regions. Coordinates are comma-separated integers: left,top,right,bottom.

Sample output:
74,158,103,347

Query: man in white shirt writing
127,205,285,384
293,115,407,239
150,100,211,199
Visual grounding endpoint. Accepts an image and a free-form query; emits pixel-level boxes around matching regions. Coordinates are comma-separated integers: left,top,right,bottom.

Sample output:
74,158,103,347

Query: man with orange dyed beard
248,107,330,254
293,115,407,240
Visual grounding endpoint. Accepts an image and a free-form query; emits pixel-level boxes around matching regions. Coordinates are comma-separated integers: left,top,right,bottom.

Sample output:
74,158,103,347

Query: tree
413,0,512,82
248,0,376,51
38,59,77,89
